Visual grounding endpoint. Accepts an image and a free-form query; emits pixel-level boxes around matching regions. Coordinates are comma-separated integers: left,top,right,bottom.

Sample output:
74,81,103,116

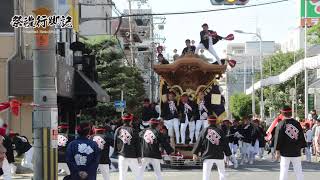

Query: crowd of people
55,104,314,180
0,102,318,180
302,110,320,162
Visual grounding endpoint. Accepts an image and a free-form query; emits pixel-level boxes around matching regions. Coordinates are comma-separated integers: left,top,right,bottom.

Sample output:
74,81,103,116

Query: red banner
0,102,10,112
0,100,22,117
10,100,21,116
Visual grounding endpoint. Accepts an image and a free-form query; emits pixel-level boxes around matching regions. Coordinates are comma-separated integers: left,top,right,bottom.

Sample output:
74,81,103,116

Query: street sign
300,0,320,26
51,128,58,148
33,8,51,48
114,100,126,108
116,108,124,112
301,0,320,18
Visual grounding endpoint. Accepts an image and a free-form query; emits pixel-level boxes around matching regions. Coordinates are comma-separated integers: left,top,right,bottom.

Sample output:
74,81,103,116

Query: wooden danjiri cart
153,54,228,168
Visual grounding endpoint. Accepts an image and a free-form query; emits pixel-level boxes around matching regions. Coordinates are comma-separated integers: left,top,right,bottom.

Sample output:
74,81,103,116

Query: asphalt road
8,157,320,180
107,159,320,180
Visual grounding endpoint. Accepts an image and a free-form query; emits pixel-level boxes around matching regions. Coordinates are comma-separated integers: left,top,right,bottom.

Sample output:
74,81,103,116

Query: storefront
8,57,109,139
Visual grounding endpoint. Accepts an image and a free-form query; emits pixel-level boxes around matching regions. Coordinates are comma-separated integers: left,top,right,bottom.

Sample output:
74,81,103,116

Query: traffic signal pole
32,0,58,179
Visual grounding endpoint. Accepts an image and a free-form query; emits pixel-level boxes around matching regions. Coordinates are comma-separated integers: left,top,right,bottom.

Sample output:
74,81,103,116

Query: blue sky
115,0,299,58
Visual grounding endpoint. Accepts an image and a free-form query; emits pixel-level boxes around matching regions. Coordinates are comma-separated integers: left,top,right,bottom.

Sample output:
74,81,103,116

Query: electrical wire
107,0,289,20
112,1,123,16
113,17,131,65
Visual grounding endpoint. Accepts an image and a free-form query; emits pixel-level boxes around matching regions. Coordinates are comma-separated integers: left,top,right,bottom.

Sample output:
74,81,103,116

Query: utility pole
258,35,264,121
150,15,155,102
294,52,298,117
226,72,230,119
244,59,246,93
128,0,135,66
32,0,58,179
252,56,255,116
304,0,309,119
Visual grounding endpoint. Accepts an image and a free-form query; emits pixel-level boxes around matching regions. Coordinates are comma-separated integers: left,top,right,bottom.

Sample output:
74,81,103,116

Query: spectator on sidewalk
304,124,313,162
308,110,318,121
0,142,11,179
313,118,320,160
0,126,15,174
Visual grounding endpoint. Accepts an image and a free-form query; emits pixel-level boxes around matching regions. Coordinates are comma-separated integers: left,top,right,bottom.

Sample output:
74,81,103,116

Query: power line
112,2,123,16
111,3,122,16
107,0,289,20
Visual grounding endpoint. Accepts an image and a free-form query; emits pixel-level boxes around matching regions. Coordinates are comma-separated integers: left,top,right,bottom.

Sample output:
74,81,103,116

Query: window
0,0,14,33
317,68,320,79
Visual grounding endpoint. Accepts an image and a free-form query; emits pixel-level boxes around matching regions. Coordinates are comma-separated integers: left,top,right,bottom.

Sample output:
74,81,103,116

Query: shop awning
75,70,110,102
246,55,320,95
92,82,110,103
309,79,320,94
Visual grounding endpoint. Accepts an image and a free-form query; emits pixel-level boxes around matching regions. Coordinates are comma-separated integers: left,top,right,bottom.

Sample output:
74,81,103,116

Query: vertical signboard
301,0,320,26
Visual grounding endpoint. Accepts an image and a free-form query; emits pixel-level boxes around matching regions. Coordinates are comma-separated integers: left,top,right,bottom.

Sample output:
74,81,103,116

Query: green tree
81,36,146,123
307,21,320,45
230,93,259,119
261,51,305,119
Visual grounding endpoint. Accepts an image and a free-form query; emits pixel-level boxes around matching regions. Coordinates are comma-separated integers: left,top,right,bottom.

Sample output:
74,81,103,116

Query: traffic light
210,0,249,5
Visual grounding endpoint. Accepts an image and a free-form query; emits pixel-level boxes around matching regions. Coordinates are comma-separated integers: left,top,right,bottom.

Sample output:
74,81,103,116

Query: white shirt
305,129,313,142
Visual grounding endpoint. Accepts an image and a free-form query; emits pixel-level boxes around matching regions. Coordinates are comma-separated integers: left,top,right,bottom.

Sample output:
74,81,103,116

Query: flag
204,84,226,122
68,0,79,33
160,78,170,103
0,102,10,112
10,99,21,117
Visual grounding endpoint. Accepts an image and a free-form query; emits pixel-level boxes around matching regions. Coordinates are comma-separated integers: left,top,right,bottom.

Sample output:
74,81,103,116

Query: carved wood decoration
154,55,227,91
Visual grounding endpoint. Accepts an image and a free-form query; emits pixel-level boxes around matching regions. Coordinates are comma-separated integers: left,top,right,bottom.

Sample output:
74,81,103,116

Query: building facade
112,5,160,102
226,41,280,96
0,0,33,139
79,0,113,36
0,0,110,140
281,28,304,52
